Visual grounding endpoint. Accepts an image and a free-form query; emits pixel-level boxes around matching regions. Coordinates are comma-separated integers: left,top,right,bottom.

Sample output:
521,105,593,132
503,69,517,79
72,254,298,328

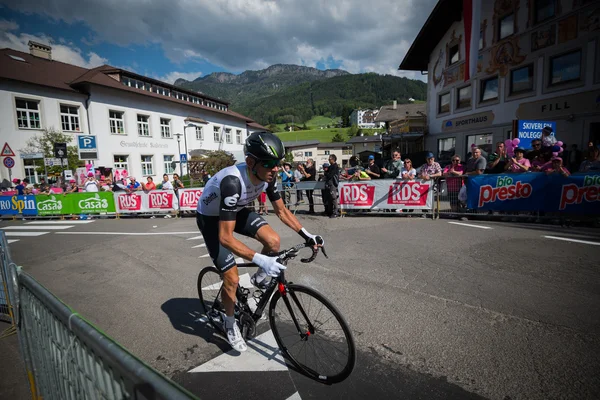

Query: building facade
400,0,600,164
349,109,384,129
0,43,266,185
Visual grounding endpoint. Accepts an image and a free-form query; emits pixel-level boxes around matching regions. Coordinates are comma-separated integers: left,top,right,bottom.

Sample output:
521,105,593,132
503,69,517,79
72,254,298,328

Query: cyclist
196,131,324,352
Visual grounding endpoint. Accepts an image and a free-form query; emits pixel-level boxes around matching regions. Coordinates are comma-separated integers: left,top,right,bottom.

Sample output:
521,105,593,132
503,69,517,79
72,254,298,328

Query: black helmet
244,131,285,161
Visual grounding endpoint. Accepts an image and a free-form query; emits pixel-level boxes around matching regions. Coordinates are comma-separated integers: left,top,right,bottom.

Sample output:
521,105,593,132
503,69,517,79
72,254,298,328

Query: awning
185,116,208,124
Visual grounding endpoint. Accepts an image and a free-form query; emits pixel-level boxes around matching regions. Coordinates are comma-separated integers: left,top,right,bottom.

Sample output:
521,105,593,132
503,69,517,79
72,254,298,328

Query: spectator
14,179,24,195
65,179,79,194
541,126,557,150
202,170,211,185
381,150,403,179
298,159,316,214
486,142,508,174
143,176,156,191
39,178,51,194
579,147,600,172
127,176,142,192
526,139,543,161
401,159,416,181
544,157,570,177
365,155,381,179
84,173,100,192
351,167,371,181
443,155,465,212
324,155,340,218
418,152,442,180
565,144,582,171
101,178,113,192
172,173,184,189
293,164,304,203
161,174,174,190
258,191,268,216
22,178,33,195
465,147,487,175
279,162,293,207
505,147,531,173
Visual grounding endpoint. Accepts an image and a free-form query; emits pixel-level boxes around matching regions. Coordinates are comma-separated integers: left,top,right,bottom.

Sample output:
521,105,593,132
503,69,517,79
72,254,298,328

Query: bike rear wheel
269,284,356,384
197,266,225,332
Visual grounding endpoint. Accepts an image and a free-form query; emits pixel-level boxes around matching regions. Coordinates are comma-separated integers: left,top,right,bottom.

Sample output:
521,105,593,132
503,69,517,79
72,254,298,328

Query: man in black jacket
298,158,316,214
324,155,340,218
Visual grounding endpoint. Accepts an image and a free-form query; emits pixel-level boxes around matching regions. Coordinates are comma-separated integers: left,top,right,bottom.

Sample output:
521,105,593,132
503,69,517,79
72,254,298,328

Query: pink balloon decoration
556,141,563,147
558,147,564,153
504,139,512,146
552,152,558,157
512,138,520,146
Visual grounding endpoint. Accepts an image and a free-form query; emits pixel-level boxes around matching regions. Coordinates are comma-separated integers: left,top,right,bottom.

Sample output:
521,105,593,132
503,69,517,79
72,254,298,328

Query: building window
535,0,555,24
466,133,493,156
141,155,154,176
498,13,514,40
160,118,171,138
480,77,499,102
225,128,232,144
163,155,175,174
16,99,41,129
342,149,352,155
438,93,450,114
214,126,221,142
510,64,534,94
24,159,38,184
60,105,80,132
114,155,129,170
137,115,150,137
324,150,331,155
449,44,460,65
437,137,456,164
479,29,484,50
456,86,472,109
549,50,581,85
304,151,313,157
236,130,242,144
109,110,125,134
195,126,203,140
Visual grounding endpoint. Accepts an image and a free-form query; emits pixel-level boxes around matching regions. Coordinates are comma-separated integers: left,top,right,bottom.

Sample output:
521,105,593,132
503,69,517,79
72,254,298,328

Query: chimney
28,41,52,60
392,100,397,110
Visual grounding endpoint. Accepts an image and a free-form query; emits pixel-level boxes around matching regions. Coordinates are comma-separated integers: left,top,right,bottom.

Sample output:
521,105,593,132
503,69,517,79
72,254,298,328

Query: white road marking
25,221,94,224
192,244,206,248
7,239,19,244
447,222,493,230
2,225,75,230
187,235,204,240
56,231,199,236
286,392,302,400
188,330,288,373
543,235,600,246
198,254,211,258
4,232,49,237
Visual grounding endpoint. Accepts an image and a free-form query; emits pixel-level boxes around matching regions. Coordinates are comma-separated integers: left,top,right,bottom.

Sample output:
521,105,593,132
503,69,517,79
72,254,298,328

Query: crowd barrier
0,231,199,400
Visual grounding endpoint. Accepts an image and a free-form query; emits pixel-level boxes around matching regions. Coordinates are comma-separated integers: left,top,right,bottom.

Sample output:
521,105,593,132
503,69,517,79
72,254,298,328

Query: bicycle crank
239,311,256,340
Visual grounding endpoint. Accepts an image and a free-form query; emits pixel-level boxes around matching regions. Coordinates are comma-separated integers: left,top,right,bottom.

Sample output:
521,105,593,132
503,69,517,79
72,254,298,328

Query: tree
341,106,351,128
331,132,347,142
197,150,236,176
348,124,359,137
19,128,81,177
284,152,294,163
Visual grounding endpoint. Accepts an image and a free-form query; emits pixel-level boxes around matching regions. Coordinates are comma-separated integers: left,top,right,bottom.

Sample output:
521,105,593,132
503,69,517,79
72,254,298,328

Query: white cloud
155,71,203,84
0,19,108,68
1,0,436,80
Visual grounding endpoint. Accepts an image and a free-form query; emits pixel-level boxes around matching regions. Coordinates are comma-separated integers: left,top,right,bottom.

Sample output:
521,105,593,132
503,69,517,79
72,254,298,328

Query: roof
375,103,427,122
0,47,261,125
316,142,351,149
346,135,383,144
398,0,462,71
282,140,320,149
247,122,269,131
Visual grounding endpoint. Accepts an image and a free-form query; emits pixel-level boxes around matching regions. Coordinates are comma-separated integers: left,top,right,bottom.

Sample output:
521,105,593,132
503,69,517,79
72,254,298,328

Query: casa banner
339,180,434,210
35,192,116,216
113,189,179,213
466,173,600,214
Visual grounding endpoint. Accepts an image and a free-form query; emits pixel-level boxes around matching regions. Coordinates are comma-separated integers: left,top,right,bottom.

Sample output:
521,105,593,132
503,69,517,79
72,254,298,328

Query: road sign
53,142,67,158
1,142,15,157
20,152,44,159
3,157,15,168
44,158,68,167
180,153,188,163
77,135,98,160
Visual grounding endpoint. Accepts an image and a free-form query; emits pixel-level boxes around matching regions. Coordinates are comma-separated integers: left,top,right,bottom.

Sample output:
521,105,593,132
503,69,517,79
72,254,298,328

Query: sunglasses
261,159,281,168
533,143,541,147
452,159,460,162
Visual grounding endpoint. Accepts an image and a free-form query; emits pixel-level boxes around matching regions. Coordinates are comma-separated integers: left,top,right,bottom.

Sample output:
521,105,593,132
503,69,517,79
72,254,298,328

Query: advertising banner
178,188,203,211
35,192,116,216
36,194,71,216
339,180,434,210
517,120,556,150
466,173,600,214
113,190,178,213
0,195,38,215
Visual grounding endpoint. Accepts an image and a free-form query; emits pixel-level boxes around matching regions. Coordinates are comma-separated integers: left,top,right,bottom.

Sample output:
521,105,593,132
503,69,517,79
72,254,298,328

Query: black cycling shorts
196,208,268,273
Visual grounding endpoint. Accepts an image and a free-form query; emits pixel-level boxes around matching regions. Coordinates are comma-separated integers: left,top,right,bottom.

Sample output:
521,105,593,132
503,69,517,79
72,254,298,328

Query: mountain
174,64,426,125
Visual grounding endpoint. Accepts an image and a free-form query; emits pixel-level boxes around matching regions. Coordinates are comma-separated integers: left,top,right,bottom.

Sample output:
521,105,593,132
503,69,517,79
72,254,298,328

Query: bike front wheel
269,284,356,384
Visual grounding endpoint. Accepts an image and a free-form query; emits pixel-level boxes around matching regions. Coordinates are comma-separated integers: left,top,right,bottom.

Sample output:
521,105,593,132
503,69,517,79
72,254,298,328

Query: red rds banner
339,180,434,210
177,189,203,211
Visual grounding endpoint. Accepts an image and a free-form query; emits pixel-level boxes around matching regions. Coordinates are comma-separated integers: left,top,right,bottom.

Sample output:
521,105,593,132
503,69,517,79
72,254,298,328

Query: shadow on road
160,297,230,352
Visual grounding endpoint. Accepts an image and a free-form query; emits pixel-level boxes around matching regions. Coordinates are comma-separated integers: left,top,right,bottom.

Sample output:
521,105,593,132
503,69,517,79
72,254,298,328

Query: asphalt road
1,214,599,400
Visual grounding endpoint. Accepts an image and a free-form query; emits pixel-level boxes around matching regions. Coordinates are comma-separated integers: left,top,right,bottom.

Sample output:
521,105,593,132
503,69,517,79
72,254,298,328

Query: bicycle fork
280,287,316,340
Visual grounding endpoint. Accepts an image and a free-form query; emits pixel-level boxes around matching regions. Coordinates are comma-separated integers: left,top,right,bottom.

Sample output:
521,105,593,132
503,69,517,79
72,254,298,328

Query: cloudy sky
0,0,436,84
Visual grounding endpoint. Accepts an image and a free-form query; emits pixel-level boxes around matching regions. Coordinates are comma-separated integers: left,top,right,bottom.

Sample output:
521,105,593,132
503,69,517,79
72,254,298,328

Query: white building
349,109,383,129
399,0,600,164
0,42,267,184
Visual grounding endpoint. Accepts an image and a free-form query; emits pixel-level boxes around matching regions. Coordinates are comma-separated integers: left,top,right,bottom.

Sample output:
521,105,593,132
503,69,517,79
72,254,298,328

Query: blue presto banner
467,173,600,214
0,195,38,215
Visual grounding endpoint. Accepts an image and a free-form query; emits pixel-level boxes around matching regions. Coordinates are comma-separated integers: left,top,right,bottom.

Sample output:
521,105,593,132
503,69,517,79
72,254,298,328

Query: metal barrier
0,231,199,400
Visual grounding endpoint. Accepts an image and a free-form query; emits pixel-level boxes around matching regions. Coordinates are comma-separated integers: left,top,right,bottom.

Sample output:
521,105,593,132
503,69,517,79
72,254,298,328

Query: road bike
197,243,356,384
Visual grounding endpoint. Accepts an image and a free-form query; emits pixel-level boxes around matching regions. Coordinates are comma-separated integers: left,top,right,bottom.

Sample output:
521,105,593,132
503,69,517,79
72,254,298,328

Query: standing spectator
38,178,51,194
526,139,543,161
324,155,340,218
418,152,442,180
544,157,570,177
365,155,381,179
84,173,99,192
541,126,557,151
381,150,403,179
351,168,371,181
565,144,582,171
443,155,465,212
487,142,508,174
293,164,304,203
202,170,211,186
65,179,79,194
161,174,174,190
464,148,487,175
172,173,184,189
279,162,294,207
505,148,531,173
579,147,600,172
401,159,416,181
14,179,25,195
258,191,269,215
298,159,316,214
127,176,142,192
101,178,113,192
143,176,156,191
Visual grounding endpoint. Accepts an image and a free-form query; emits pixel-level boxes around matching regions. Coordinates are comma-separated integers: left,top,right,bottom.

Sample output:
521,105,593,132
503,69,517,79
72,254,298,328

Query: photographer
297,158,316,214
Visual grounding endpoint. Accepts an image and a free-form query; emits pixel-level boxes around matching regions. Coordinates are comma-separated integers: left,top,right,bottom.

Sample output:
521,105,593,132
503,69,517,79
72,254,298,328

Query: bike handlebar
275,242,328,264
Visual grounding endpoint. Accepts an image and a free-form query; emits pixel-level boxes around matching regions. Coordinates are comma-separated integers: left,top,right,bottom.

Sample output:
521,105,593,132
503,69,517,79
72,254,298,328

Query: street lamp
183,122,198,176
174,133,184,179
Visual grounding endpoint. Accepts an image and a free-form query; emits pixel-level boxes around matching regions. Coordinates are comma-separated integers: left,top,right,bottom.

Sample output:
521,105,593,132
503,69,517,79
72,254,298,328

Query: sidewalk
0,322,32,400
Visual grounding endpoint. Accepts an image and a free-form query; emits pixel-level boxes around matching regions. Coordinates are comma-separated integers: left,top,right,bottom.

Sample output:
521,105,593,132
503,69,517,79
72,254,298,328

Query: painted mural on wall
443,63,465,88
558,15,579,43
580,7,600,33
432,49,445,87
531,25,556,51
485,37,526,77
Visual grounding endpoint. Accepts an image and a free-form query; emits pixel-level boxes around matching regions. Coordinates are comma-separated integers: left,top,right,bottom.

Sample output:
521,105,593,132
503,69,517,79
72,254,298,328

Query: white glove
252,253,287,277
299,227,324,247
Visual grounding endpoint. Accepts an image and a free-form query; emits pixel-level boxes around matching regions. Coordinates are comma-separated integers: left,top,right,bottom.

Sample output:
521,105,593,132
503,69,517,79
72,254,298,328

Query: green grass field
275,127,381,143
274,115,342,131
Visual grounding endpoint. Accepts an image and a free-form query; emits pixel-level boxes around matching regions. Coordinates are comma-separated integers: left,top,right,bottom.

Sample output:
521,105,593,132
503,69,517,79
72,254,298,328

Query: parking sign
78,135,98,160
